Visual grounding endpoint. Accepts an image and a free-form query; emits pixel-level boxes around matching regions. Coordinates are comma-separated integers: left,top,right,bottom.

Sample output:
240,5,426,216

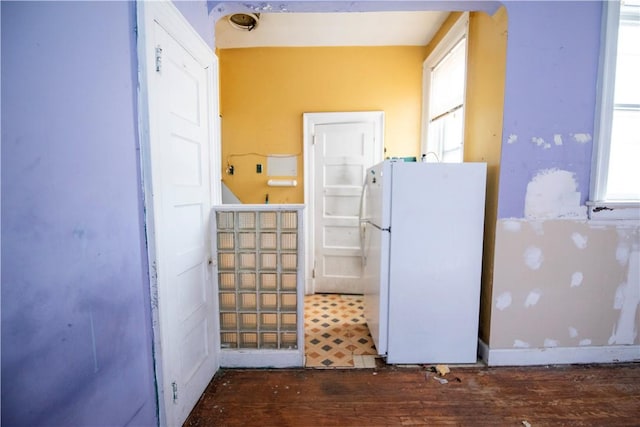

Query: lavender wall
175,0,216,48
1,2,156,425
497,1,602,218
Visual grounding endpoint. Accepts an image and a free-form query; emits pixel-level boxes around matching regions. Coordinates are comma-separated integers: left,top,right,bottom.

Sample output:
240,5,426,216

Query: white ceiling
215,11,450,49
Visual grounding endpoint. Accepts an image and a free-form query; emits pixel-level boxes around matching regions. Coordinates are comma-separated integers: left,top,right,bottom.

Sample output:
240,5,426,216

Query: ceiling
215,11,450,49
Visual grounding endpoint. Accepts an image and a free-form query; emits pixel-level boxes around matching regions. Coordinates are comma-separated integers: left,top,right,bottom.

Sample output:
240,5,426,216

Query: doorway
302,111,384,367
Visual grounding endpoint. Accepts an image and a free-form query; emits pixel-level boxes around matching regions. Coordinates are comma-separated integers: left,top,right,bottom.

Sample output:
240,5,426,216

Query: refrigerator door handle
358,177,369,266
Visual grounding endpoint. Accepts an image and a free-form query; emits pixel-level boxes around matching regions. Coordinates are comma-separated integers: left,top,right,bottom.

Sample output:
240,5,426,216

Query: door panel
150,19,217,426
313,122,376,294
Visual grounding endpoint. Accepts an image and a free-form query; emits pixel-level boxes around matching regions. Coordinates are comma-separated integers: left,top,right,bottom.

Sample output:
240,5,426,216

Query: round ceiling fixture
228,13,260,31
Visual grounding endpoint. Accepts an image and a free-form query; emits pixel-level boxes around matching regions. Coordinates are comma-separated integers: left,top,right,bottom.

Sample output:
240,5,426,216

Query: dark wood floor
185,363,640,426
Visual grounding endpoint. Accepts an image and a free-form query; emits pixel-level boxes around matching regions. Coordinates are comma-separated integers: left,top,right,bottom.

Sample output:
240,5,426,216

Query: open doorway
302,111,384,367
214,6,507,369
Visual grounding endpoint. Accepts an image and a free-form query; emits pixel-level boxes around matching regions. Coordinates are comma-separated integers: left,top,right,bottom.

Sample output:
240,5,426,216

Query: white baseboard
219,349,304,368
478,340,640,366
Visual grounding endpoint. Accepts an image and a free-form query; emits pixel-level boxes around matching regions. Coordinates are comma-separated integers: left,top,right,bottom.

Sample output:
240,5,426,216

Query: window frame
421,12,469,163
589,0,640,221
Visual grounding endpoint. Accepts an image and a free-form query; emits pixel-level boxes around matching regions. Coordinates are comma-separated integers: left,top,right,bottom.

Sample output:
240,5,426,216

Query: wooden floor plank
185,363,640,426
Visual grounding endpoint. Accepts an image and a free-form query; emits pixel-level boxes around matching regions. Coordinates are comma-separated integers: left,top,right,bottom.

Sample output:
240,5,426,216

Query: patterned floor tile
304,294,378,368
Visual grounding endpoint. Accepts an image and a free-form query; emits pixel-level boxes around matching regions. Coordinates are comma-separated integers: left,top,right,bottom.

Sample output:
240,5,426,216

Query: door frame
137,1,221,425
303,111,384,295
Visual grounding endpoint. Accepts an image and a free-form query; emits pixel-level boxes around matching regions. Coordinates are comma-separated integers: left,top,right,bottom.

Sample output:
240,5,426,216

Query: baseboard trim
478,340,640,366
219,349,304,368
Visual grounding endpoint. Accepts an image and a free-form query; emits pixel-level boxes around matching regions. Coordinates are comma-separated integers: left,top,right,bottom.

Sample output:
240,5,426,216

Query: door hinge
312,135,316,145
312,268,315,279
155,46,163,72
171,381,178,403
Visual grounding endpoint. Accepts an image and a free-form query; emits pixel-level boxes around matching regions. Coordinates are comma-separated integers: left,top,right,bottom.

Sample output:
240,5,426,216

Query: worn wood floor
184,362,640,426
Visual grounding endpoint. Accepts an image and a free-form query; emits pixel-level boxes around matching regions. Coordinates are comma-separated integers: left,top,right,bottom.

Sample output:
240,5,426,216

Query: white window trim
589,0,640,221
421,12,469,161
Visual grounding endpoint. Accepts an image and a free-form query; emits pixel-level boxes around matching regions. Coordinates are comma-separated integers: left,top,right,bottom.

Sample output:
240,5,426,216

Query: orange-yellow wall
424,8,507,342
466,8,507,343
219,46,425,203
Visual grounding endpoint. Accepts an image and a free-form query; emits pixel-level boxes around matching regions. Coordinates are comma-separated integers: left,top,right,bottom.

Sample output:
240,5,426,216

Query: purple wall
175,0,216,48
1,2,156,425
497,1,602,218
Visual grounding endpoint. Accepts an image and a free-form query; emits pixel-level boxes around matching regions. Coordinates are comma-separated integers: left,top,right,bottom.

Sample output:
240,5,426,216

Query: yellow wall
465,8,508,343
423,8,508,342
219,46,425,203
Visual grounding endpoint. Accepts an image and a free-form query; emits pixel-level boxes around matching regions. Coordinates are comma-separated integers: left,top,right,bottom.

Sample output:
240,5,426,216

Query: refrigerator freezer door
386,162,487,364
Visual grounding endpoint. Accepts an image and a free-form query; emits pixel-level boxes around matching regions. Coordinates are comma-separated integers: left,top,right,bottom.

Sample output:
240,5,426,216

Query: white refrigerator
359,160,486,364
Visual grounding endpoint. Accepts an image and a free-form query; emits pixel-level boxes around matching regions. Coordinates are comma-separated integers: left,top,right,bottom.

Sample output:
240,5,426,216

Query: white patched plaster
579,339,592,346
507,134,518,144
524,289,542,307
553,134,563,146
532,136,551,149
570,271,584,288
616,244,630,265
524,246,544,270
572,133,592,143
609,251,640,345
529,221,545,236
513,339,530,348
503,219,522,232
524,168,587,220
569,327,578,338
614,283,626,310
571,232,588,249
496,292,512,311
544,338,559,348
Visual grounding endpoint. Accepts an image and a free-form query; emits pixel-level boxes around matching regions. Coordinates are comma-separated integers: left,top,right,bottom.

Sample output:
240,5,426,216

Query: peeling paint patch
543,338,559,348
524,246,544,270
496,292,512,311
507,134,518,144
579,339,592,346
532,136,551,149
524,289,542,307
569,327,578,338
513,339,530,348
571,232,588,249
570,271,583,287
572,133,592,143
524,168,587,219
503,220,522,232
609,251,640,345
553,134,563,146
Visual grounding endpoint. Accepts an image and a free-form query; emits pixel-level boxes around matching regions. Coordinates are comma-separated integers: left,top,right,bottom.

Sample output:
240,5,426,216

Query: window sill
587,201,640,222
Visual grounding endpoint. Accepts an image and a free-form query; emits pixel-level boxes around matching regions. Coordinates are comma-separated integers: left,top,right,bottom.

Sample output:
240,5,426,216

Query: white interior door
307,113,383,294
138,2,220,426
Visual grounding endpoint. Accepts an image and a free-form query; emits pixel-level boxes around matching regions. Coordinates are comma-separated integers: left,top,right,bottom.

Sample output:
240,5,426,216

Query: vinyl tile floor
304,294,378,368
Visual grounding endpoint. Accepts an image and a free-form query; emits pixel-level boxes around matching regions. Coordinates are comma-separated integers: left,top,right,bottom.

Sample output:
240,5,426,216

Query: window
422,13,469,163
590,0,640,219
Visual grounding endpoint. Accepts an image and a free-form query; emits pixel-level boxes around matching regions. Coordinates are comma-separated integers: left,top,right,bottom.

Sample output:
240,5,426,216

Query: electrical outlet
256,164,262,173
